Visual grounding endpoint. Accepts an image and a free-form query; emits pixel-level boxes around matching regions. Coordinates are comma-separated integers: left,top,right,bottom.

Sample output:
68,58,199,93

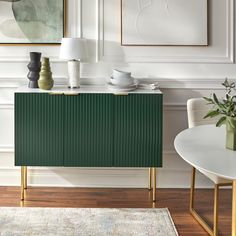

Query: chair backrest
187,98,217,128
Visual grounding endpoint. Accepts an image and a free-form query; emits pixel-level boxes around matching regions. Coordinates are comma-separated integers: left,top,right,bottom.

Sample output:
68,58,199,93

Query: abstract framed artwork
0,0,66,45
121,0,208,46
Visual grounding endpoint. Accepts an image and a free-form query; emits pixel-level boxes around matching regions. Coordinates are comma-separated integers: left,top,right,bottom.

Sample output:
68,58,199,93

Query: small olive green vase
226,117,236,151
38,57,54,90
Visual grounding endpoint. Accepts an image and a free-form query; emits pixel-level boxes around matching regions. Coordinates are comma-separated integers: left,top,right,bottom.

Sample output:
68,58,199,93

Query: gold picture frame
0,0,67,46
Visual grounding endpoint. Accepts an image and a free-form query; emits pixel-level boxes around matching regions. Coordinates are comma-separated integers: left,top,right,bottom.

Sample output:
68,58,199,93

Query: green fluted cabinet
15,86,163,201
15,93,64,166
64,94,114,167
113,94,162,167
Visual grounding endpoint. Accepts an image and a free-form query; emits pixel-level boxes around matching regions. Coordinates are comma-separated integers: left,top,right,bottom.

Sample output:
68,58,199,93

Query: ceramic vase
27,52,41,88
38,57,54,90
226,117,236,150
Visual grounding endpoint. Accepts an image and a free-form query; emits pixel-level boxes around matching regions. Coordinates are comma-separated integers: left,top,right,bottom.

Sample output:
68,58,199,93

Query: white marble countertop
15,85,162,95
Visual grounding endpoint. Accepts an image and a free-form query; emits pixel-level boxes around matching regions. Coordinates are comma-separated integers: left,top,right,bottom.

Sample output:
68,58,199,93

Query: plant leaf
222,78,229,88
230,82,235,88
213,93,219,104
203,78,236,121
203,110,220,119
216,116,226,127
203,97,213,102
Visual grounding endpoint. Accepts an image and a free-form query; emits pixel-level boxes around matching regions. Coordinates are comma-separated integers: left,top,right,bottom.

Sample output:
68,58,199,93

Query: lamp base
68,86,80,89
68,60,80,88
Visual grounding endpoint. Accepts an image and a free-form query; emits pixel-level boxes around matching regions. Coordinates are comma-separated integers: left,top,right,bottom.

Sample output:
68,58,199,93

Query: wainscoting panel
0,150,213,188
0,108,14,148
0,0,235,188
0,78,225,188
97,0,235,63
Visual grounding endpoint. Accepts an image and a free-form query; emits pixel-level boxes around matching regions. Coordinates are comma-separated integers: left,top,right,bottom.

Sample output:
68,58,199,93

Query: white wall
0,0,235,188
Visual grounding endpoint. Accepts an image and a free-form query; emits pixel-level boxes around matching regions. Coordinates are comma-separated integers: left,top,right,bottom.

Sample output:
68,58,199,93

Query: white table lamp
60,38,88,88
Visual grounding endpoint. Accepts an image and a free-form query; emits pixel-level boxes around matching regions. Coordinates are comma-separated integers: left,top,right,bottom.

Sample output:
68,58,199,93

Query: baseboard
0,166,213,188
0,149,214,188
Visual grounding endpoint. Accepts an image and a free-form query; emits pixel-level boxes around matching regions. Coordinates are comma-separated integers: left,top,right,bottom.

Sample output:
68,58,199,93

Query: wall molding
0,77,229,110
0,104,14,109
0,0,82,61
0,76,67,88
0,149,213,188
227,0,235,63
0,146,14,153
0,168,215,189
97,0,235,63
0,1,230,190
73,0,82,37
164,104,186,111
0,57,66,63
96,0,101,62
140,77,235,89
0,76,233,89
0,0,233,64
0,167,197,188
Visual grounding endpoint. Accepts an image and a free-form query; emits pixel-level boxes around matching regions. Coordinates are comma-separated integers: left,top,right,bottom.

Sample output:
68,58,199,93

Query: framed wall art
0,0,66,45
121,0,208,46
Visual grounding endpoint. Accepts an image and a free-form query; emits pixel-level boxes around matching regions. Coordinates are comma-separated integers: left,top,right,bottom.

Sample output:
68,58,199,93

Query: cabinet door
15,93,64,166
64,94,113,167
113,94,163,167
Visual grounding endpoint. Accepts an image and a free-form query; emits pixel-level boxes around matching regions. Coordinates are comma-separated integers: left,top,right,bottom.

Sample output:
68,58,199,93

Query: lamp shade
59,38,88,61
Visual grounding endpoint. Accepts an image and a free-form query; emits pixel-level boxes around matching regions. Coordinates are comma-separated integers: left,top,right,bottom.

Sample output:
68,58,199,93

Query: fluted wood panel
64,94,113,167
15,93,64,166
113,94,163,167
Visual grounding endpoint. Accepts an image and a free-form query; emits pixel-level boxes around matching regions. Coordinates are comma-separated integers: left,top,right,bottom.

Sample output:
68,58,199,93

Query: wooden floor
0,187,232,235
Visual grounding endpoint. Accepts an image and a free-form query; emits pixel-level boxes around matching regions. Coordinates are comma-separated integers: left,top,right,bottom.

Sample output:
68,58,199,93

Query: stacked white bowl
110,69,134,87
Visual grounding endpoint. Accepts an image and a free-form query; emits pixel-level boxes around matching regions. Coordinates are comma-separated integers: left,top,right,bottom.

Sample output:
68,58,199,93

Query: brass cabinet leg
148,168,152,190
213,184,219,236
21,167,24,201
152,168,156,202
232,180,236,236
24,167,27,190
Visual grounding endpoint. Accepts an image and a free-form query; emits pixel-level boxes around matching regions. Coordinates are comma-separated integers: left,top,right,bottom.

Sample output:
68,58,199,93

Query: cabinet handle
63,93,80,96
113,93,129,96
49,92,80,96
49,92,64,95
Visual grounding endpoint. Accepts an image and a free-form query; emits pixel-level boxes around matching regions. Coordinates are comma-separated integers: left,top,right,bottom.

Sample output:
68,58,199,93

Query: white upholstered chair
187,98,232,236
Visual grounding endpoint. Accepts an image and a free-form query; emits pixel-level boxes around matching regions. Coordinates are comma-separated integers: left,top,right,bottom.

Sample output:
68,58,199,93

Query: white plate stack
138,82,159,90
108,69,138,92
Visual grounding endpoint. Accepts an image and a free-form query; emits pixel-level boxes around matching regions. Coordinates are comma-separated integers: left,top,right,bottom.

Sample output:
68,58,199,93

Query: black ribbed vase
27,52,42,88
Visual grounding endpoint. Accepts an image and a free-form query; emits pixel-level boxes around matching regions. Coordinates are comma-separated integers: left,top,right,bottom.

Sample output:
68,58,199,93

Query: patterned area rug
0,208,178,236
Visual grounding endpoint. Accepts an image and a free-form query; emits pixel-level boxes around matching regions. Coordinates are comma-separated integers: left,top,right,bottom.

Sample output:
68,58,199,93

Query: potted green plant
203,78,236,150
